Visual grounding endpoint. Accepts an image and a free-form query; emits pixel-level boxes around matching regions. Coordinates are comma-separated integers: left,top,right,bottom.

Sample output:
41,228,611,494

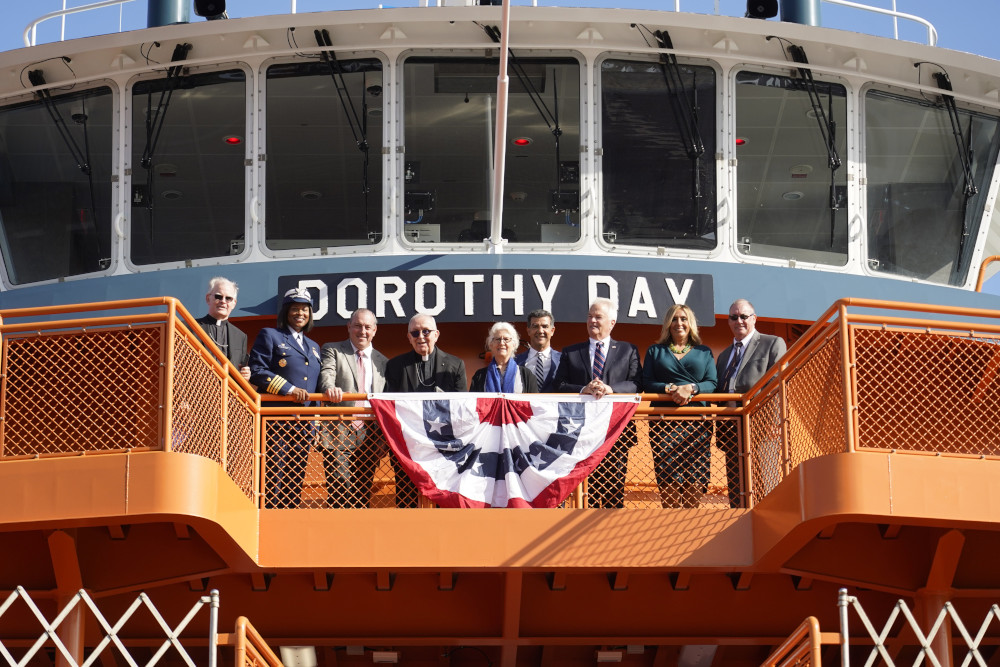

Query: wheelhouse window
265,59,384,250
866,89,1000,285
402,57,581,244
735,71,848,265
130,69,246,265
0,85,113,285
600,59,716,249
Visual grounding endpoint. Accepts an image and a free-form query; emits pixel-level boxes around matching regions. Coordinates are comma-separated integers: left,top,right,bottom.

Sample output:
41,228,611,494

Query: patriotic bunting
370,393,639,508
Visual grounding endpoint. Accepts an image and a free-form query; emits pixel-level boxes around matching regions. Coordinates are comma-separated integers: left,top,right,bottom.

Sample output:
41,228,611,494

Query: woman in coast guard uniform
250,288,321,508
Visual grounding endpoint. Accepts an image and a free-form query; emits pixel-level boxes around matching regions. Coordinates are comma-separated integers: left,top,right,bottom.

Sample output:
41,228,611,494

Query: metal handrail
824,0,937,45
24,0,938,48
24,0,136,48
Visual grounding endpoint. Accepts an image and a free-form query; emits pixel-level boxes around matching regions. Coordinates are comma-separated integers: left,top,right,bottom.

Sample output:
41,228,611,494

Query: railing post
838,587,851,667
0,312,5,459
838,305,856,453
741,405,755,508
220,374,229,472
778,359,791,478
208,589,220,667
163,301,176,452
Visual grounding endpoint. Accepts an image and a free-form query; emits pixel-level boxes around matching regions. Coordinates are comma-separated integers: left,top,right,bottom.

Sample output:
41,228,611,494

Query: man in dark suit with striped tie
514,309,561,393
716,299,786,508
553,298,641,508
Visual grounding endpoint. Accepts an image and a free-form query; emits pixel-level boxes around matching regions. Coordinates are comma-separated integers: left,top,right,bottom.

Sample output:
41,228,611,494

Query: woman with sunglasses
469,322,539,392
642,304,717,508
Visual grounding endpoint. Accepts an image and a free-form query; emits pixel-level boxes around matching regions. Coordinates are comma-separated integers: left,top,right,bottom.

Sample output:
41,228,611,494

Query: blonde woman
641,304,717,507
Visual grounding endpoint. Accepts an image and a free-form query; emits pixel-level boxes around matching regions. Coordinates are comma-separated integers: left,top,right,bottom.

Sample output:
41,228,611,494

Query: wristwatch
689,384,699,397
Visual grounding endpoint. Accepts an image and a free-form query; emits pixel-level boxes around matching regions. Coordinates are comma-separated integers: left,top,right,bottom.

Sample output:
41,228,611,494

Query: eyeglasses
213,293,235,303
409,328,434,338
492,337,514,344
728,313,754,321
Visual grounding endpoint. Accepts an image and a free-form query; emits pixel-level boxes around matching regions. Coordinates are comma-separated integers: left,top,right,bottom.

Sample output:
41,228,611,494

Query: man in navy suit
514,309,561,393
716,298,786,508
250,288,322,508
553,298,641,508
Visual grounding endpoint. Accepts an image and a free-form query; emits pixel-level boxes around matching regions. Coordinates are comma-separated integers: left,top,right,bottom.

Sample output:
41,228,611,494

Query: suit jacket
385,348,467,393
318,339,388,406
249,326,322,405
469,363,539,393
513,348,562,393
553,338,642,394
196,314,248,369
716,330,787,394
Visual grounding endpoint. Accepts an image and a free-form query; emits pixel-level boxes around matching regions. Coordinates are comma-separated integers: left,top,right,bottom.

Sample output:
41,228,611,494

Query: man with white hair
552,298,641,508
196,276,250,380
384,312,467,506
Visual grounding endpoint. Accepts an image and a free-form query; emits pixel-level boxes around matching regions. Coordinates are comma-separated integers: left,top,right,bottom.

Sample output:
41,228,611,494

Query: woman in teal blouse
642,304,717,508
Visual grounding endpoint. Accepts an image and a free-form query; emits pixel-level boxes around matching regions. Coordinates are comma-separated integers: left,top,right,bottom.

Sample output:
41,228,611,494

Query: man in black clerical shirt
384,313,467,506
196,276,251,380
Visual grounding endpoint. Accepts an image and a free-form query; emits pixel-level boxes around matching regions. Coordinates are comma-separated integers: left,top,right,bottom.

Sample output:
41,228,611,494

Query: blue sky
6,1,1000,59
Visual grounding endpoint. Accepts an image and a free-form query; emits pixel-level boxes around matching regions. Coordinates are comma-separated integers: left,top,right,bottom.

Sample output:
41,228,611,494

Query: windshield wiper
654,29,707,236
139,43,192,242
774,41,843,245
315,29,372,235
28,70,105,265
932,70,978,199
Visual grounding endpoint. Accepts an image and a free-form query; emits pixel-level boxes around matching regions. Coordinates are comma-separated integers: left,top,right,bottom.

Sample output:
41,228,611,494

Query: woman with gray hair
469,322,539,392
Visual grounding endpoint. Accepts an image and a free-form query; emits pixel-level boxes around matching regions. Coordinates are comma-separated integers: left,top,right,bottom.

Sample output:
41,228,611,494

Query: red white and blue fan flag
369,393,639,508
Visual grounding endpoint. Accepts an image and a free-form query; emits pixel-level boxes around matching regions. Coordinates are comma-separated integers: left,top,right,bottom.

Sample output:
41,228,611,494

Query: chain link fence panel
0,326,162,458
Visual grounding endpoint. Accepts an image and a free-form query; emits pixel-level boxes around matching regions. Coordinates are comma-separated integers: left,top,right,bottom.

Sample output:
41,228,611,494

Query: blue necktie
721,341,743,391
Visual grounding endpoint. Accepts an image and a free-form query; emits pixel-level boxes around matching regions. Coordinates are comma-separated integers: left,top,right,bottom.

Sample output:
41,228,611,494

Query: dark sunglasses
728,313,754,321
213,293,235,303
409,328,434,338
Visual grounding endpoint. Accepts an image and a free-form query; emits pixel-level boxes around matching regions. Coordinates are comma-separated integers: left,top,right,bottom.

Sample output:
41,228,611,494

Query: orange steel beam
500,571,523,667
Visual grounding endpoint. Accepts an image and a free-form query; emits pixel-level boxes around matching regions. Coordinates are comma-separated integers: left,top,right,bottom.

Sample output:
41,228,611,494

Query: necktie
534,353,546,388
721,341,743,392
593,342,605,381
293,332,304,351
356,350,367,393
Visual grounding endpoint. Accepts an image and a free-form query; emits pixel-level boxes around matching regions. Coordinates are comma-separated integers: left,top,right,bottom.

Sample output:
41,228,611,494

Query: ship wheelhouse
0,7,998,301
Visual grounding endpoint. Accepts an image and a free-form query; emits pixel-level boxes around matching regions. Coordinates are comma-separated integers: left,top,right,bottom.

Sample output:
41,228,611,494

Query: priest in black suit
553,298,642,508
196,276,250,380
384,313,467,506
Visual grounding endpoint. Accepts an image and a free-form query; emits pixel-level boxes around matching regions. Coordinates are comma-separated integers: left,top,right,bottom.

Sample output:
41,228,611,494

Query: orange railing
759,616,828,667
3,297,1000,510
0,298,260,500
225,617,284,667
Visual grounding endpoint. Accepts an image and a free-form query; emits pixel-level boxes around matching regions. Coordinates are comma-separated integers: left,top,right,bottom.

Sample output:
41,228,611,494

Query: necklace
668,341,691,355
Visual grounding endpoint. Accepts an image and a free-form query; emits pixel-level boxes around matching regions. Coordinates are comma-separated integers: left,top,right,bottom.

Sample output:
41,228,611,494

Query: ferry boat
1,0,1000,664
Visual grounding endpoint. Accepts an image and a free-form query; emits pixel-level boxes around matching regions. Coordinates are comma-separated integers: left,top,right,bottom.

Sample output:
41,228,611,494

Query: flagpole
488,0,511,254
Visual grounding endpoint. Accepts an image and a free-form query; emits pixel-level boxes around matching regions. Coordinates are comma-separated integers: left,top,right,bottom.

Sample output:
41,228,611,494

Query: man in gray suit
716,298,787,508
319,308,388,508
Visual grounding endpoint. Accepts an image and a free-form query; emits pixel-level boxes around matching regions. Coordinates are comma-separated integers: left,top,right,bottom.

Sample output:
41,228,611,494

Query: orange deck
1,298,1000,666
